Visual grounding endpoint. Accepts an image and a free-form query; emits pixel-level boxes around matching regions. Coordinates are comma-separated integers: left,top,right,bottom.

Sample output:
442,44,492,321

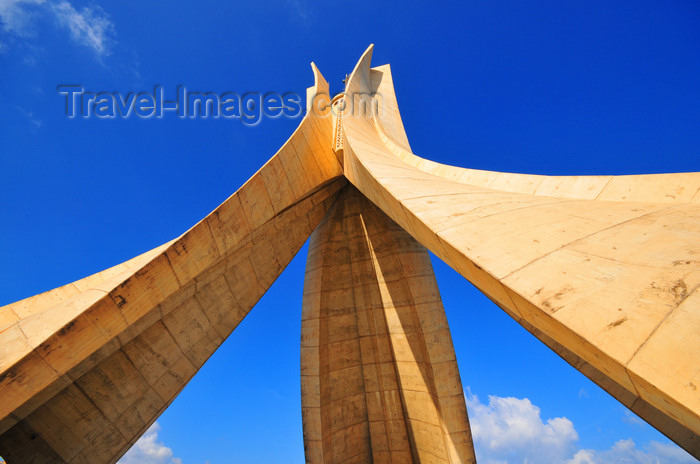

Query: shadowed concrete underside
0,47,698,462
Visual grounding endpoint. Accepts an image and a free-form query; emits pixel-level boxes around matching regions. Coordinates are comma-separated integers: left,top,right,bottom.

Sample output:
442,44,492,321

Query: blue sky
1,1,699,463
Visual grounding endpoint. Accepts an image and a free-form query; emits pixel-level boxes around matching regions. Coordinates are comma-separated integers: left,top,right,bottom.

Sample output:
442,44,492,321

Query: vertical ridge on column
301,185,475,463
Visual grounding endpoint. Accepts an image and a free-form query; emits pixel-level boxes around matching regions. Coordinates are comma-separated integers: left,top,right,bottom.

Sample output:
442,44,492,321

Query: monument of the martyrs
1,46,698,463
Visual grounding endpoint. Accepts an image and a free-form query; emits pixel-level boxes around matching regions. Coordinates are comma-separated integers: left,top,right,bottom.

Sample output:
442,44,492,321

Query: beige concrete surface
0,64,344,463
301,185,474,463
342,44,700,458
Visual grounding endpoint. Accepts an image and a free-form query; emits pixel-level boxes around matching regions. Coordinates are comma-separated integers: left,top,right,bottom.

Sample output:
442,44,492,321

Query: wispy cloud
16,105,41,128
286,0,310,23
568,439,698,464
0,0,46,36
118,422,182,464
622,409,646,427
50,1,113,57
0,0,115,57
465,389,697,464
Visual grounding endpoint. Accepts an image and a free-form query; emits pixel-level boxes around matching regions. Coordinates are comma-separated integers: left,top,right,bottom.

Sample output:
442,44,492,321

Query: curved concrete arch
366,60,700,203
0,64,344,463
341,44,700,457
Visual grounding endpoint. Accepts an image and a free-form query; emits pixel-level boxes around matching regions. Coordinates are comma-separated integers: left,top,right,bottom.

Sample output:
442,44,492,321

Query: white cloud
465,390,698,464
0,0,46,36
118,422,183,464
50,1,113,56
568,439,698,464
0,0,114,57
466,390,578,463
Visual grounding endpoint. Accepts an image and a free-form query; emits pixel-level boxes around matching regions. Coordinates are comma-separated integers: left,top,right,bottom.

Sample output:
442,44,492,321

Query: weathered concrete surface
301,185,475,463
342,45,700,458
0,65,344,463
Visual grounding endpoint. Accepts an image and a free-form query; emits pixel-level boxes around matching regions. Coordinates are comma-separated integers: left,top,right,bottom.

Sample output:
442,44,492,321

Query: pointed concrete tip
345,44,375,93
309,61,328,92
359,44,374,67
